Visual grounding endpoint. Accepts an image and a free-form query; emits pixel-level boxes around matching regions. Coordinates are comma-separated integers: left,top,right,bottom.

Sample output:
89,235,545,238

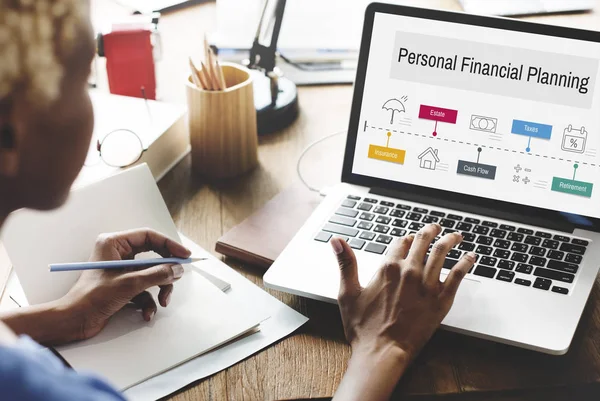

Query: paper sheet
124,234,309,401
58,267,264,390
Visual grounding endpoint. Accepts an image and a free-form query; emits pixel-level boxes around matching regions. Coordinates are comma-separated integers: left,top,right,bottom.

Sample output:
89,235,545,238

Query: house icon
418,147,440,170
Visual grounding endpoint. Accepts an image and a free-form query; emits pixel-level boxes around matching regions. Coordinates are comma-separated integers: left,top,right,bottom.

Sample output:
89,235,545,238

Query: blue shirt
0,336,125,401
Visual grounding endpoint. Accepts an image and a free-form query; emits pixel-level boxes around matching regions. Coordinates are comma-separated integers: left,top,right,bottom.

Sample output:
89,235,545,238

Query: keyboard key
496,270,515,282
409,222,425,231
323,223,359,237
490,229,507,239
392,219,408,228
534,267,574,283
314,231,332,242
422,215,439,223
516,263,533,274
390,209,405,218
476,236,493,245
499,224,516,231
494,239,510,249
482,221,498,228
341,199,357,208
542,239,559,250
547,250,564,260
406,213,422,221
442,229,457,236
380,201,394,207
480,256,497,267
359,213,375,222
447,214,463,221
476,245,493,255
517,228,534,235
357,203,373,211
448,249,462,259
464,217,480,224
395,204,411,210
336,207,358,218
559,243,586,255
376,235,393,244
493,249,510,259
547,260,578,274
524,236,541,246
507,232,524,242
572,239,589,246
498,260,515,270
529,256,547,267
529,246,546,257
533,277,552,290
474,265,497,278
515,278,532,287
364,198,378,203
473,226,489,235
565,253,582,264
374,225,390,234
458,242,476,251
329,215,357,227
375,216,391,224
332,235,349,242
535,231,552,239
430,211,445,217
462,233,476,242
511,243,528,253
365,242,386,254
553,235,570,242
511,252,528,262
359,231,376,241
390,228,406,237
349,238,365,250
374,206,389,215
439,219,456,228
456,222,473,231
357,221,373,230
347,195,361,200
552,286,569,295
413,207,428,214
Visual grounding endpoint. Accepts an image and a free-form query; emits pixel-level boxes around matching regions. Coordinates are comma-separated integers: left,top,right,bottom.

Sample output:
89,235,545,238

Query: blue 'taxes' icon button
511,120,553,139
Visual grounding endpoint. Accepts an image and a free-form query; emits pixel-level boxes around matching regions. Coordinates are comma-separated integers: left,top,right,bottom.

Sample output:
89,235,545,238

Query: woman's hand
331,224,476,401
61,228,191,340
0,228,191,345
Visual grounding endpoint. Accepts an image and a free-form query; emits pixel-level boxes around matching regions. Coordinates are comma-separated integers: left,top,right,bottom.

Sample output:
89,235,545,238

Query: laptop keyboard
314,194,591,296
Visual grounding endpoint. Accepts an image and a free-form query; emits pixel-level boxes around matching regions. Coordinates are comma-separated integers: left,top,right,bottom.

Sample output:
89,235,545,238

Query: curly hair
0,0,90,107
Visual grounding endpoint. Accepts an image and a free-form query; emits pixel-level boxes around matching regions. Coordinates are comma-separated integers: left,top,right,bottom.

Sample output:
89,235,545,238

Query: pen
49,257,207,272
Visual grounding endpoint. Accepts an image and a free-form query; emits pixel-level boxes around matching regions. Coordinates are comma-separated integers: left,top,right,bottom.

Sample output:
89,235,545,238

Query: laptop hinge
370,187,575,233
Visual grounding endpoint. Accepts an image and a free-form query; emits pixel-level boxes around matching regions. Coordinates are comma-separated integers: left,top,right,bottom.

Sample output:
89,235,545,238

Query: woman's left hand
59,228,191,341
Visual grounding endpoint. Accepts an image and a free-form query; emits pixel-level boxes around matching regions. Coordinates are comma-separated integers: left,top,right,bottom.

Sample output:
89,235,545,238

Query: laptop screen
347,5,600,224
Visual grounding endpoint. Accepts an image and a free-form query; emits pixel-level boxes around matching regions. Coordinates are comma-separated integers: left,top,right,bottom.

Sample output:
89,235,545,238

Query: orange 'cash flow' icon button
368,145,406,164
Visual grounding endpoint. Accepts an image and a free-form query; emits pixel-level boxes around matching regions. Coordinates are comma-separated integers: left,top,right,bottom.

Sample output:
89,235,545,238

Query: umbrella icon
382,97,407,124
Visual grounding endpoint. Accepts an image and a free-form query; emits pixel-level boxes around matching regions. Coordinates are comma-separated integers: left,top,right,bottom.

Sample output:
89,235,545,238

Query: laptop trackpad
442,276,482,323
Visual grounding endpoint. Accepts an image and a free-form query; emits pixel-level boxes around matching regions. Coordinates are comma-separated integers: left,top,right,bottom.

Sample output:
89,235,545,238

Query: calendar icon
561,125,587,154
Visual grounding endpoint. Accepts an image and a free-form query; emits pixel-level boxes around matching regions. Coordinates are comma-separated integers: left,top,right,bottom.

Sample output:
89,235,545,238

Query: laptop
264,3,600,355
459,0,594,17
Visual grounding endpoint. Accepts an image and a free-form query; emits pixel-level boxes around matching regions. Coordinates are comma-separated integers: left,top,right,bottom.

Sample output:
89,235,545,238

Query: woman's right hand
331,223,476,401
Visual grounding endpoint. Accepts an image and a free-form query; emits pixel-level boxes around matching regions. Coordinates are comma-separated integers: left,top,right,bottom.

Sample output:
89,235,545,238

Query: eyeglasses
85,129,147,168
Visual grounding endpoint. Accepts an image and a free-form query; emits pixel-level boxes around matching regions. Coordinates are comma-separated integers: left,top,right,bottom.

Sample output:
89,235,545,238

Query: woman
0,1,475,400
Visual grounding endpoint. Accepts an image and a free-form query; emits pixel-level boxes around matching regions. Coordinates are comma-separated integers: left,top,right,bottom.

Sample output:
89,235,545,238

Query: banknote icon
470,115,497,133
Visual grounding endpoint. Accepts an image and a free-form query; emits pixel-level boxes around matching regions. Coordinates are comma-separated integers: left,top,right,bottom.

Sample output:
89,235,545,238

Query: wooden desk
91,1,600,400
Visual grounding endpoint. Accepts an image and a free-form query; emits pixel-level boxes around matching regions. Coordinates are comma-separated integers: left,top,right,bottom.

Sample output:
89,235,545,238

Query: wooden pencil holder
186,62,259,179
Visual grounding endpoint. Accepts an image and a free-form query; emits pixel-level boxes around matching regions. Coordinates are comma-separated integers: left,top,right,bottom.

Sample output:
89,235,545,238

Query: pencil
215,59,227,90
206,47,221,90
188,57,203,88
200,61,215,91
49,257,207,272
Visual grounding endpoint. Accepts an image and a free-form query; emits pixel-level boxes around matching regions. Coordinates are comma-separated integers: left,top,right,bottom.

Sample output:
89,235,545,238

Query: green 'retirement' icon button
551,177,593,198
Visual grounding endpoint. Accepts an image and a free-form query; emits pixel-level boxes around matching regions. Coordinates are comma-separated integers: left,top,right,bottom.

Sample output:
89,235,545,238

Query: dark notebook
215,185,322,269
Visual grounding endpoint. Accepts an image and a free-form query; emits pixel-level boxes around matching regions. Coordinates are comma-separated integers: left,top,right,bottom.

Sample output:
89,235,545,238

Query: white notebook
1,164,267,390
